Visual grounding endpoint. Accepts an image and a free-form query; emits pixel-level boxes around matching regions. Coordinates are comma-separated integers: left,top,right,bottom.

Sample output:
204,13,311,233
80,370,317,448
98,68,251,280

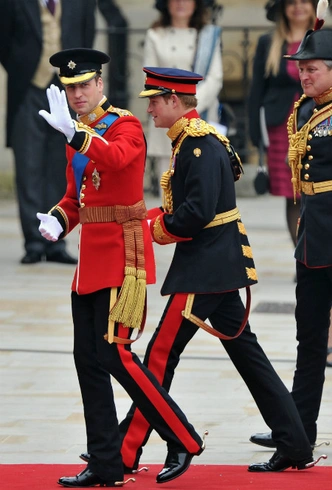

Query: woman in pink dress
249,0,317,247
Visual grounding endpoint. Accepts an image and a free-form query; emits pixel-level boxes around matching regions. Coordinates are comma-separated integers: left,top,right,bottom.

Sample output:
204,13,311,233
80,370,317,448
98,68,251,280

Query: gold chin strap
104,288,145,345
182,288,251,340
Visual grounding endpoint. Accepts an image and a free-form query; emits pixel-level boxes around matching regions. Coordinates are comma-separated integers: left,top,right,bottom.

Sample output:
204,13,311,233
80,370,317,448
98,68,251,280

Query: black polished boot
156,431,207,484
249,431,276,448
46,250,77,264
249,431,326,450
79,452,90,463
156,450,195,484
248,451,327,472
58,467,124,487
79,453,144,474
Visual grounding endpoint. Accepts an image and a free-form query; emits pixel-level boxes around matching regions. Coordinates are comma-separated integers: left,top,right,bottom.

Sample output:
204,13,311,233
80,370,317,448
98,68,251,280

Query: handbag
253,141,270,195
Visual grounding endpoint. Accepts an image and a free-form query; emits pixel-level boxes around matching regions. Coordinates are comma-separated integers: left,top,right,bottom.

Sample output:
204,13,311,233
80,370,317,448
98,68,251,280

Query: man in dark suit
250,25,332,453
0,0,125,264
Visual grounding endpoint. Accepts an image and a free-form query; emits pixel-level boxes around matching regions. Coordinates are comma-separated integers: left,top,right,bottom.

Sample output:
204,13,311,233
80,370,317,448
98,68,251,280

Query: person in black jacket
0,0,125,265
106,66,324,474
250,23,332,453
248,0,316,249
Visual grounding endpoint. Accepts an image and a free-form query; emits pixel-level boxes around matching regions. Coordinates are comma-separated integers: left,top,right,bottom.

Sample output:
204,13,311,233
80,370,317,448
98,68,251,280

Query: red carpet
1,464,331,490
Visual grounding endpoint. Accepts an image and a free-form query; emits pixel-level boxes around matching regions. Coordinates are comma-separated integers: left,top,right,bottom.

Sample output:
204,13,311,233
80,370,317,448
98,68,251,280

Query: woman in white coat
144,0,223,190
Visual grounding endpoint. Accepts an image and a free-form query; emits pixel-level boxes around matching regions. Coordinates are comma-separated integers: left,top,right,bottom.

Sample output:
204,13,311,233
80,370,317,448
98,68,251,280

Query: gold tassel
128,269,146,329
109,266,137,326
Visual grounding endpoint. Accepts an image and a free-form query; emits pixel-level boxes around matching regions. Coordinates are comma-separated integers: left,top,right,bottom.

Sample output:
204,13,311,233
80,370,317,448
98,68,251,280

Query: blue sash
72,112,118,199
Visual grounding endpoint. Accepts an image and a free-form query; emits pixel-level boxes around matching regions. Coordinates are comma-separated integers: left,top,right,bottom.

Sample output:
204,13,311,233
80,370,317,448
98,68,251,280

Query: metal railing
96,24,268,193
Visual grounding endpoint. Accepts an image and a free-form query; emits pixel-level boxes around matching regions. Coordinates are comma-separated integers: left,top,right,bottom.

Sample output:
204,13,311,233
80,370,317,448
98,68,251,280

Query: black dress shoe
58,467,123,487
250,431,317,450
249,431,276,448
156,430,207,483
79,453,138,474
20,251,43,264
46,250,77,264
248,450,326,472
156,451,194,484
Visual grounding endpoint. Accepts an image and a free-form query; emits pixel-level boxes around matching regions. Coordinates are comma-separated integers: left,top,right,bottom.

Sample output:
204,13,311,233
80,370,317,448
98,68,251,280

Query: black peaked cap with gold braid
50,48,110,85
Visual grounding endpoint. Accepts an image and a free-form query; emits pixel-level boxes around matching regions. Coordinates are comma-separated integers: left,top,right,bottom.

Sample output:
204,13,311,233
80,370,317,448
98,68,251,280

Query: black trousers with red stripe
119,290,312,469
71,289,202,482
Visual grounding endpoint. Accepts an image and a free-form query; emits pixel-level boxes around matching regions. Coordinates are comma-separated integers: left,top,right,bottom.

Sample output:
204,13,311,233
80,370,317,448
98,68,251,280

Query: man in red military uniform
37,48,204,487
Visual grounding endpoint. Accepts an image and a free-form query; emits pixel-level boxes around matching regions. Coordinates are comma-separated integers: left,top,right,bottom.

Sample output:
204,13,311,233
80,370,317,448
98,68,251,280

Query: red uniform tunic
51,101,156,295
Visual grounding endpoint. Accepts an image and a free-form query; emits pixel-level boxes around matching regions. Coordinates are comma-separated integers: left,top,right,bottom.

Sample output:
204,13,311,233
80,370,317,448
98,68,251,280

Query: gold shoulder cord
287,95,309,202
288,95,332,202
160,119,241,213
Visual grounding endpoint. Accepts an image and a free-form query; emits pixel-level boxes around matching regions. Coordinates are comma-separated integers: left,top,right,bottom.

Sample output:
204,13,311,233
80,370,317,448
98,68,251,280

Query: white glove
37,212,63,242
39,84,75,142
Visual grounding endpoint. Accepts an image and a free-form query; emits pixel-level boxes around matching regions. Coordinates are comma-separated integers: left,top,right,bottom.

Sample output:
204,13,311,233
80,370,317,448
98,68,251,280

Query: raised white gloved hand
39,84,75,142
37,212,63,242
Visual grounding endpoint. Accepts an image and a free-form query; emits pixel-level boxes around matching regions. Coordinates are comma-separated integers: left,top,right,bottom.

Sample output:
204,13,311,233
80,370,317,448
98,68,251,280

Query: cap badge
193,148,202,158
92,168,101,190
67,60,76,70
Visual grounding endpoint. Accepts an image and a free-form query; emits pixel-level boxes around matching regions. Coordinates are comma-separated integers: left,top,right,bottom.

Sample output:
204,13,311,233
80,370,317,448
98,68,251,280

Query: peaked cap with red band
139,67,204,98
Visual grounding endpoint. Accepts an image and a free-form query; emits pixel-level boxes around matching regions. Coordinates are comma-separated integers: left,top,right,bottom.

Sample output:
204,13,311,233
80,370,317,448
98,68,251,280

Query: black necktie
46,0,55,15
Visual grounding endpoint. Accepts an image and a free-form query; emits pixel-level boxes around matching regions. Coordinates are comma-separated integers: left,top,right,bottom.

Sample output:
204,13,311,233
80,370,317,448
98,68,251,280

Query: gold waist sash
79,201,147,331
301,180,332,195
78,200,147,224
204,207,240,229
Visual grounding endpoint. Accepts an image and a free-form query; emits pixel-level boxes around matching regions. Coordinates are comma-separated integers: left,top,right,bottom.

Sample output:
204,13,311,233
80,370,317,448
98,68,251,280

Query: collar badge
88,112,97,122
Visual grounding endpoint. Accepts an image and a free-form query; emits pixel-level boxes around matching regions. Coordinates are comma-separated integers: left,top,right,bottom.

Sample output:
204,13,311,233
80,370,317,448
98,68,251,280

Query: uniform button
306,145,311,151
80,202,85,208
80,193,85,199
304,163,310,170
308,155,313,160
304,174,310,180
81,184,86,190
308,134,313,140
83,176,87,181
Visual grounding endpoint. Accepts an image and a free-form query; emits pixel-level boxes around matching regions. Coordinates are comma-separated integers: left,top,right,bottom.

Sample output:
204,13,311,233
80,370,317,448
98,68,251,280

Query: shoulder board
107,107,133,117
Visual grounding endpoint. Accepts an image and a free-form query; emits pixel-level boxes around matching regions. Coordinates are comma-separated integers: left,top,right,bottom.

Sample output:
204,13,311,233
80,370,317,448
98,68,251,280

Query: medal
92,168,101,190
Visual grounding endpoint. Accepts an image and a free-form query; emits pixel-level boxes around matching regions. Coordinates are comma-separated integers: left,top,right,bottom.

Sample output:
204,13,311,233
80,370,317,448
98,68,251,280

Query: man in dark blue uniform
111,67,324,473
250,26,332,454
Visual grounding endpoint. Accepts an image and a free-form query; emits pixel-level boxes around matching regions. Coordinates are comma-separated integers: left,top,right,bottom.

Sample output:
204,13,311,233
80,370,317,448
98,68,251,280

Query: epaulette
184,118,230,145
107,107,133,117
183,118,243,181
162,118,243,212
